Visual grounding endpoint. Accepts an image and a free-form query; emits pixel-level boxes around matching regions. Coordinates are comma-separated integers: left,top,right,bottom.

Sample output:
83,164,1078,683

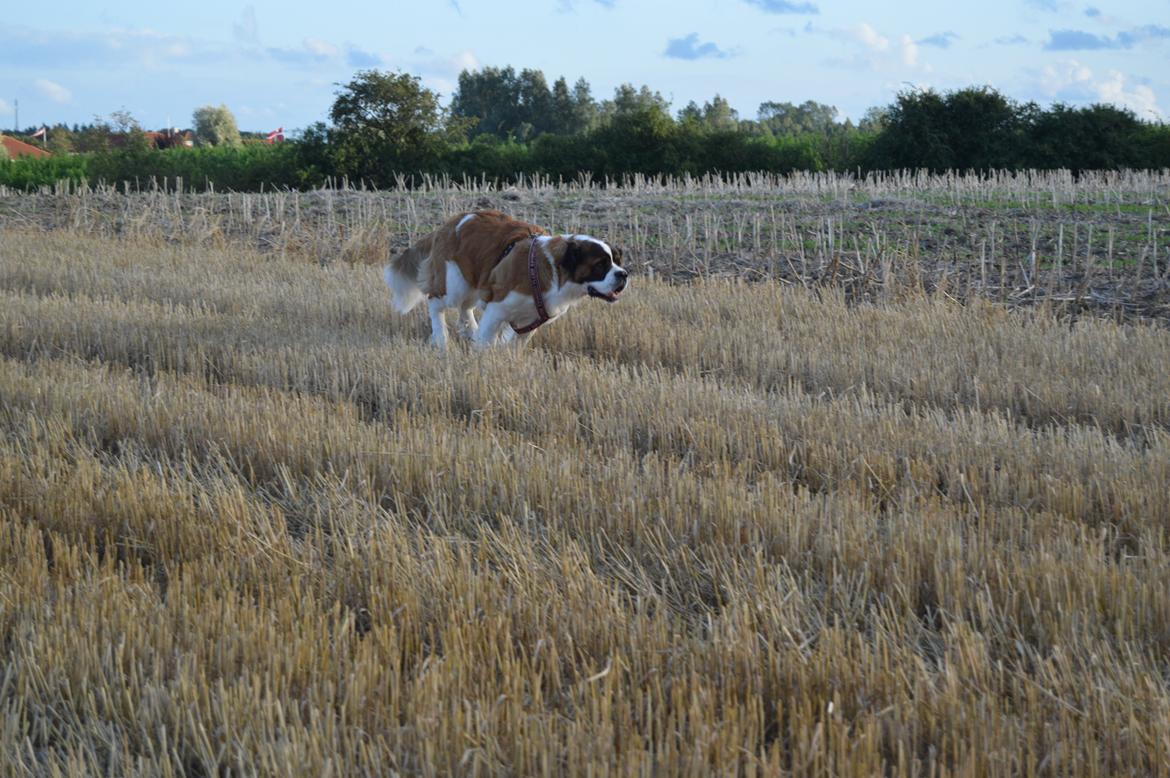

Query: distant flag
265,127,284,144
31,126,46,138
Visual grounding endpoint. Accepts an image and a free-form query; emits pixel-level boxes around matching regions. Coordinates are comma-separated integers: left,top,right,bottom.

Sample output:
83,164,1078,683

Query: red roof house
0,135,51,159
144,129,195,149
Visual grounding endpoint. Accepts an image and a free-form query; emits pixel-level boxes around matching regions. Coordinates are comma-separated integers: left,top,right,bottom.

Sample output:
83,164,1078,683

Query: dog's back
384,211,543,313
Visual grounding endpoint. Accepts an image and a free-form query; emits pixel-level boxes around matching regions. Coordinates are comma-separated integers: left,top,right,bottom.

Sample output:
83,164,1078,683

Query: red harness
511,237,552,334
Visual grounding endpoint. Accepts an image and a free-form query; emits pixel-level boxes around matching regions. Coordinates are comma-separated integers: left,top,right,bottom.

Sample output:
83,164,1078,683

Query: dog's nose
615,268,628,291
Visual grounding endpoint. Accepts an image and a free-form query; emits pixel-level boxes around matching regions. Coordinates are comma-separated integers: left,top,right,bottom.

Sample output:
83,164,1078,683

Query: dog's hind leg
456,307,478,339
438,262,478,340
427,298,450,349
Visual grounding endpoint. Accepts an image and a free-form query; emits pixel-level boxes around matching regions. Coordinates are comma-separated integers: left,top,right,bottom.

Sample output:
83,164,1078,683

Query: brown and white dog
383,210,628,348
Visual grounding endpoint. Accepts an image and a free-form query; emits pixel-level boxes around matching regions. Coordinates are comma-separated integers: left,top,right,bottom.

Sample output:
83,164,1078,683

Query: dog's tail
383,239,430,314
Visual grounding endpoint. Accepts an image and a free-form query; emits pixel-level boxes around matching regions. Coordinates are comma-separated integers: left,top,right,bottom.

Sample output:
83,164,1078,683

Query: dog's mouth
587,285,621,302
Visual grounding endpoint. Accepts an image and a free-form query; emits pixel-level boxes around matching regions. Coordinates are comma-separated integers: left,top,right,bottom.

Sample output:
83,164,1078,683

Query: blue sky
1,0,1166,132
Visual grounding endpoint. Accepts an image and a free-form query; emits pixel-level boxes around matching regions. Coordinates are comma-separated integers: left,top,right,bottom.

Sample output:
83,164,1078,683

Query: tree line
2,67,1168,191
11,105,248,155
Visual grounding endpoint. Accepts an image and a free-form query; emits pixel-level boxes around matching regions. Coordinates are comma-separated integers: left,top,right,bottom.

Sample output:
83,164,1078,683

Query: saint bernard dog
383,209,628,348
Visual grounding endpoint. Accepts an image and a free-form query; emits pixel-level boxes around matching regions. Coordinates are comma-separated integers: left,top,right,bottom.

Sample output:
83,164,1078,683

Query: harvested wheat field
2,188,1170,775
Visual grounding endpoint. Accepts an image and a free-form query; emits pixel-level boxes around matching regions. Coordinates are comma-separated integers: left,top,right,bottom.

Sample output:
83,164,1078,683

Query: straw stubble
1,227,1168,776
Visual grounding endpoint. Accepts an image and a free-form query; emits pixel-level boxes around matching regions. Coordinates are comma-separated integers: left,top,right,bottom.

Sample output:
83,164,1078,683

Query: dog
383,210,628,348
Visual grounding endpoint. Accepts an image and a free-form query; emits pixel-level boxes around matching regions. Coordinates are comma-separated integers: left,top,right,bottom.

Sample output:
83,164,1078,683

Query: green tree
515,68,553,138
1135,122,1170,170
599,84,671,124
702,95,739,132
329,69,470,185
453,67,575,139
73,124,110,153
451,66,522,138
80,110,148,155
943,87,1022,169
542,75,601,135
571,78,598,131
290,122,332,187
550,77,576,135
757,100,840,136
46,124,75,154
864,89,953,170
1027,103,1144,169
108,109,140,134
0,138,9,162
864,87,1026,171
192,104,242,147
592,103,678,175
858,106,889,133
678,101,703,125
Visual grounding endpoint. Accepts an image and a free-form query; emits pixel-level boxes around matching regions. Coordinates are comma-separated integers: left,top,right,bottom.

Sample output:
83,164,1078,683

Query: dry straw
1,197,1169,774
3,169,1168,319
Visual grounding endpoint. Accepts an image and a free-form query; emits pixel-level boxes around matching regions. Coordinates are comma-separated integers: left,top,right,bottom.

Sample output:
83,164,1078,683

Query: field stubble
2,169,1169,322
1,176,1169,775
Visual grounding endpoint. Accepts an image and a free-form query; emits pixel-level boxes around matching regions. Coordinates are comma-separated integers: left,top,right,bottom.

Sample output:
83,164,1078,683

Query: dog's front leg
471,302,509,349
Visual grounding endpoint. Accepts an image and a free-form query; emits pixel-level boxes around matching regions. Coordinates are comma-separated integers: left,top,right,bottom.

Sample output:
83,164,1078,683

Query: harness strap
511,237,552,334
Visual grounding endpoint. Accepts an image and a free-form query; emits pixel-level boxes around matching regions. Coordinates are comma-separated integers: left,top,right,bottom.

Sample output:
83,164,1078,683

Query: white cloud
35,78,72,104
0,98,10,117
1040,59,1093,92
266,37,343,65
819,23,928,72
450,49,479,73
397,48,479,97
410,47,478,79
1038,59,1161,118
856,23,889,52
1096,71,1161,118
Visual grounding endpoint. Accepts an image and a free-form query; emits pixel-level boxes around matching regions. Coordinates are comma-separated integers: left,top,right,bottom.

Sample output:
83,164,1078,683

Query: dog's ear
612,246,624,266
562,240,580,273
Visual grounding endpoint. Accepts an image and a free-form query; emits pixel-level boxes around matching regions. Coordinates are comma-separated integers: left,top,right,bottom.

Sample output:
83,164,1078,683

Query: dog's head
560,237,628,302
